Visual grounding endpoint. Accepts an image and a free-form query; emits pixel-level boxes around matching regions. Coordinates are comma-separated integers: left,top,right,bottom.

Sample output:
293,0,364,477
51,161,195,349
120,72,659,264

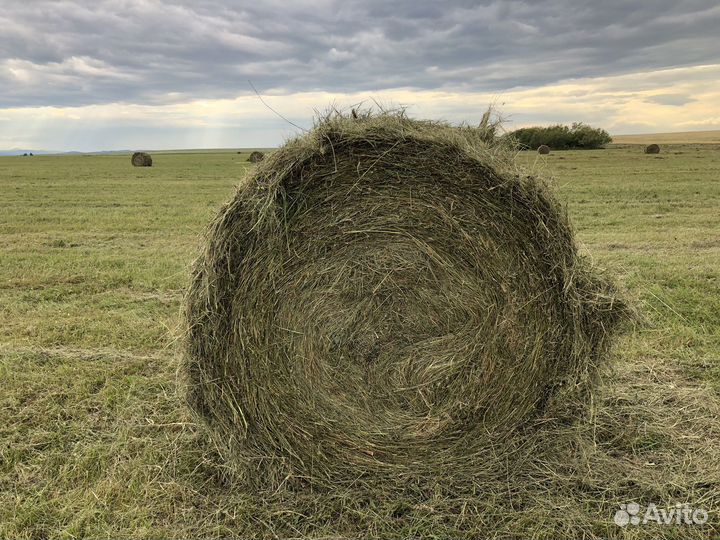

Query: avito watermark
614,502,708,527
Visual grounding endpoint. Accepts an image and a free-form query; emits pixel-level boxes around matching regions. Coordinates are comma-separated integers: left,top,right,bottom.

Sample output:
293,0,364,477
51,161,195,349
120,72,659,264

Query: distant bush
508,123,611,150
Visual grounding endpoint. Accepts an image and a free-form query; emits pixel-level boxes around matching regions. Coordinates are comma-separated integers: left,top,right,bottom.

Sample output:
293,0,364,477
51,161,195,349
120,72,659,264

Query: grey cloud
0,0,719,108
644,94,697,106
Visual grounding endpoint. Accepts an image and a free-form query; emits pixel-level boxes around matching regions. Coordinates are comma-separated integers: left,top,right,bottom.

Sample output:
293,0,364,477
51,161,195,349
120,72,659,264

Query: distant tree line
507,123,612,150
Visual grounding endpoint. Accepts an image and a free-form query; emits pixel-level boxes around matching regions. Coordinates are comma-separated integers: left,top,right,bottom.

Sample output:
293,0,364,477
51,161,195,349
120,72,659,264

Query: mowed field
1,144,720,538
613,130,720,144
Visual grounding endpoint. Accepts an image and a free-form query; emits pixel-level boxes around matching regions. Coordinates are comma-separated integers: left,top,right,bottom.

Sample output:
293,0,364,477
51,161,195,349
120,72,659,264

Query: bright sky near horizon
1,0,719,151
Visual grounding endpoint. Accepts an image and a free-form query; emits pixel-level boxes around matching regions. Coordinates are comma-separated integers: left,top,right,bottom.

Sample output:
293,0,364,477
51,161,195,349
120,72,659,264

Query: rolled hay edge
537,144,551,154
184,111,629,489
644,143,660,154
131,151,153,167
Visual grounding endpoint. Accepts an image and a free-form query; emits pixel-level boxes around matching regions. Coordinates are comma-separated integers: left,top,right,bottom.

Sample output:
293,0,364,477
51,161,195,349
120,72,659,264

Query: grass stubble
0,129,719,538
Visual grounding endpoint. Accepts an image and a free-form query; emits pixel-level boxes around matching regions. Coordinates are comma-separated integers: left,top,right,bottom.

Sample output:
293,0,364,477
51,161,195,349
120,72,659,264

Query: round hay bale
131,152,153,167
644,144,660,154
184,113,626,487
537,144,551,155
247,150,264,163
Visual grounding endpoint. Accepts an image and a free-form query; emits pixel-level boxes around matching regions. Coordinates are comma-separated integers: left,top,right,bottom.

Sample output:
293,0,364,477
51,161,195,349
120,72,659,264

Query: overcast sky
1,0,719,151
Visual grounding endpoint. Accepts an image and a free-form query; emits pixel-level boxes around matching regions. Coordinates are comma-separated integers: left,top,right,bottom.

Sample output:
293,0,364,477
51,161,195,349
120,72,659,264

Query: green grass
1,146,719,538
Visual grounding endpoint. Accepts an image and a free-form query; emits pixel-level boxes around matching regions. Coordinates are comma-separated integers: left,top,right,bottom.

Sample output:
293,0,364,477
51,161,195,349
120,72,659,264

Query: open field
612,130,720,144
1,145,719,538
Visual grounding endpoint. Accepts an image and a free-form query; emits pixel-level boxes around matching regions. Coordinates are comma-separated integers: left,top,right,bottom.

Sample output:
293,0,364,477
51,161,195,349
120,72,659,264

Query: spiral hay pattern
131,152,153,167
184,113,626,488
644,144,660,154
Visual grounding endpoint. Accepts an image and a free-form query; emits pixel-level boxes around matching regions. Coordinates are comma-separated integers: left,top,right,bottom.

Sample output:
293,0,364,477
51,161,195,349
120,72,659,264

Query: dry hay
645,143,661,154
247,151,265,163
131,152,153,167
537,144,551,154
216,353,720,537
184,111,628,490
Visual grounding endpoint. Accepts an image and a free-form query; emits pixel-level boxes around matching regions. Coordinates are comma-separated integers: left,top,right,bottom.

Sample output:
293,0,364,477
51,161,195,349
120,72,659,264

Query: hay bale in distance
131,152,153,167
247,150,265,163
184,112,626,488
644,144,660,154
537,144,551,155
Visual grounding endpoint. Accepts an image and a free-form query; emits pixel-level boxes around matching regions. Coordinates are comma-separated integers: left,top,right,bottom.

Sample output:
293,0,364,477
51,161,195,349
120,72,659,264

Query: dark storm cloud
1,0,719,108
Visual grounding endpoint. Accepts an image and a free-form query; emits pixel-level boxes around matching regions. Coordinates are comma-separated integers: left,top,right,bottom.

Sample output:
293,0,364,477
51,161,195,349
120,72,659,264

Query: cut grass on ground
1,146,719,538
612,130,720,144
